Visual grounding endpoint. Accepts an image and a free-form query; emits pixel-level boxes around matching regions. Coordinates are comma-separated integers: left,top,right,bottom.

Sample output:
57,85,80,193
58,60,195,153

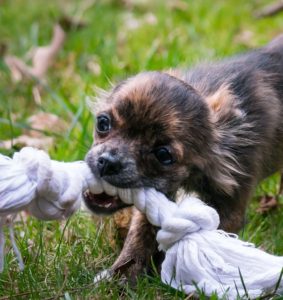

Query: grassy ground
0,0,283,298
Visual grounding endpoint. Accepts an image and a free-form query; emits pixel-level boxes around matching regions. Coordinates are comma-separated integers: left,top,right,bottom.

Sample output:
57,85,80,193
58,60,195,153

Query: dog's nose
97,154,122,177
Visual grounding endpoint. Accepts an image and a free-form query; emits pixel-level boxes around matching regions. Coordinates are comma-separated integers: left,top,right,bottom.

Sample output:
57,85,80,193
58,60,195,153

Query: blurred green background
0,0,283,299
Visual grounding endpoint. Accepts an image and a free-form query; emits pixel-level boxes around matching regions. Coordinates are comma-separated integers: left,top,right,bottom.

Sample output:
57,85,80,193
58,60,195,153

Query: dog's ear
205,84,243,123
164,71,243,123
265,34,283,53
205,145,243,196
163,69,184,79
203,84,247,195
87,86,111,115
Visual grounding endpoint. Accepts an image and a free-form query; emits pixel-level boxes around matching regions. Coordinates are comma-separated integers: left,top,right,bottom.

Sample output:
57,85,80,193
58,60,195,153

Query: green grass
0,0,283,298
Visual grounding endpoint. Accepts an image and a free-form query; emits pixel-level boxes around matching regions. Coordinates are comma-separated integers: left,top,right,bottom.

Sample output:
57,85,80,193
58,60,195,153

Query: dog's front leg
111,208,160,285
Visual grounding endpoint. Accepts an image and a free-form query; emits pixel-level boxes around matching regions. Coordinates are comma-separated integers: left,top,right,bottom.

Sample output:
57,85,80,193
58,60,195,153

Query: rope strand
0,220,5,272
8,217,24,270
0,147,282,298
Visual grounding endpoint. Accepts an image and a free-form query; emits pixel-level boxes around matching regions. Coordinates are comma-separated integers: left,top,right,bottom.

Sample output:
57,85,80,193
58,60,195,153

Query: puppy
84,35,283,280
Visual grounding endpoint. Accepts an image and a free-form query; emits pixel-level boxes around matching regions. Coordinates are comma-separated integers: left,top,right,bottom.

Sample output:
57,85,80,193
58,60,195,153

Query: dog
84,35,283,281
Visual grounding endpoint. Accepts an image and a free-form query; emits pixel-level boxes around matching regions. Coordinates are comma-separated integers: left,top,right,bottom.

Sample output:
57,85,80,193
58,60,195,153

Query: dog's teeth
105,203,112,208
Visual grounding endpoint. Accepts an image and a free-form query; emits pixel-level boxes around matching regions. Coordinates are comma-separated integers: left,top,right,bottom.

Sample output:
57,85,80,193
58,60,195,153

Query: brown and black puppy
84,35,283,280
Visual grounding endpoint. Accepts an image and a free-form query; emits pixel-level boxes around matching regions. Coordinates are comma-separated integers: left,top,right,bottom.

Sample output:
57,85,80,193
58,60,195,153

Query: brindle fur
86,35,283,281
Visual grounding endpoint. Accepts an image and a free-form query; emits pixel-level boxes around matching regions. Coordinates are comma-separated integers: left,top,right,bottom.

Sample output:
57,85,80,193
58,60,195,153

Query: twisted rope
0,147,90,271
0,147,282,298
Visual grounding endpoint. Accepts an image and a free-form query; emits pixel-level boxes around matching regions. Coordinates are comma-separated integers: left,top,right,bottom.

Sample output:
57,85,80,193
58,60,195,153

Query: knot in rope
123,189,220,251
92,176,283,299
0,147,93,271
0,147,92,220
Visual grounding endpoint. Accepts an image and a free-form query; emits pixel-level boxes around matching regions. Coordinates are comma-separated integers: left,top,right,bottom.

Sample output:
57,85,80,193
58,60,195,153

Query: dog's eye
96,114,111,134
153,147,174,165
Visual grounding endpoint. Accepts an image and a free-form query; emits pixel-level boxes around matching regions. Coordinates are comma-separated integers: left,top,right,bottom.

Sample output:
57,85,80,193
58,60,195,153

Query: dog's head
84,71,218,214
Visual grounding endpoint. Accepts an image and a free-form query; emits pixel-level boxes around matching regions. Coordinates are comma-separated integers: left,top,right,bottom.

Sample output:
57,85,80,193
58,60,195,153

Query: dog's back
184,36,283,181
161,36,283,231
185,35,283,97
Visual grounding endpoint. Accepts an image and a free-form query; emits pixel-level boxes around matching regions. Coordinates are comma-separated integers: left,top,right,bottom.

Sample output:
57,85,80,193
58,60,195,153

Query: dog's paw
94,257,146,287
93,268,114,284
113,258,146,286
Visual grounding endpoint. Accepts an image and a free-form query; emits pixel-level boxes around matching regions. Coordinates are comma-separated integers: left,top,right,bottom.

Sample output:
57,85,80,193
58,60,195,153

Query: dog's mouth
83,190,131,215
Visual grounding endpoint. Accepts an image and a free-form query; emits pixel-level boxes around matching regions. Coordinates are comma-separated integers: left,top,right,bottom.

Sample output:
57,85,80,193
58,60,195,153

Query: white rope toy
0,147,98,271
0,147,282,298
